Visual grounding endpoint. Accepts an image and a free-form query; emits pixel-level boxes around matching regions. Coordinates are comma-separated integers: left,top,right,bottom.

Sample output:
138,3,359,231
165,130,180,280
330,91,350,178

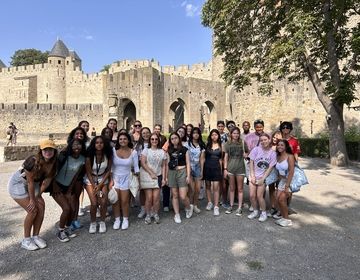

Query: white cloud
85,35,94,40
181,1,200,17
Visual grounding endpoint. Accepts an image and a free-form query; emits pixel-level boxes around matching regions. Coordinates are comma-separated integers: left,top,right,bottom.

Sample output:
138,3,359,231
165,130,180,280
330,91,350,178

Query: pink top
249,146,277,179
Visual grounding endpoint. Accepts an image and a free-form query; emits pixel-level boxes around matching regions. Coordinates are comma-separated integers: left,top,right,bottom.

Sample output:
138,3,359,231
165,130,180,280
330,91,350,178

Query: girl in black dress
203,129,223,216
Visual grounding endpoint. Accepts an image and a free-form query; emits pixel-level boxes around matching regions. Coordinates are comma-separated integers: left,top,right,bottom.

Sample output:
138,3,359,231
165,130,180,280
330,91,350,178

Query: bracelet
224,168,227,170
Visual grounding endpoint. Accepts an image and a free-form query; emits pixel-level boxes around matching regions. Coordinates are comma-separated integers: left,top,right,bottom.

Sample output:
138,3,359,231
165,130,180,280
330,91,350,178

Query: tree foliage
101,64,111,72
10,49,48,66
202,0,360,106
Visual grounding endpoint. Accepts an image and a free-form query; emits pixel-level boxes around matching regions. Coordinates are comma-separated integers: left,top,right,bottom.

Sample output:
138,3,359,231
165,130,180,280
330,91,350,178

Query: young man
154,124,167,147
244,119,265,152
217,120,228,144
241,121,251,141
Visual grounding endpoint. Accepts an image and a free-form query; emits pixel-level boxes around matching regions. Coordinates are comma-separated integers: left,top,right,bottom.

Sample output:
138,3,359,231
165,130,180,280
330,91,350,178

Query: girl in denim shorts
184,127,205,215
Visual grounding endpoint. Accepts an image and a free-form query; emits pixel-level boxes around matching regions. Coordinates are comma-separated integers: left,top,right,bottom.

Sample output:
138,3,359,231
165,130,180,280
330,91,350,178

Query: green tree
10,49,48,66
101,64,111,72
202,0,360,166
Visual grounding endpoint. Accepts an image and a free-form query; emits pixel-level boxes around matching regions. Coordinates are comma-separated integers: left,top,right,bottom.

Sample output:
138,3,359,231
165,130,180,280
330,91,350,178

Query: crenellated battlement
108,59,161,74
0,63,49,75
0,103,103,112
161,62,212,80
67,72,104,84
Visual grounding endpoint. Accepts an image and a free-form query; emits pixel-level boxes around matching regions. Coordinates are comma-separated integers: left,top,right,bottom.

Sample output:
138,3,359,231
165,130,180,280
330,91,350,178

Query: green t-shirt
224,141,248,174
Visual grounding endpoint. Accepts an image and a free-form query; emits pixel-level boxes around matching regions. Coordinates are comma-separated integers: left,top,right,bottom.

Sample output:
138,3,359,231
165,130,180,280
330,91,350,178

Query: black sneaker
269,208,277,216
64,227,77,238
57,230,70,243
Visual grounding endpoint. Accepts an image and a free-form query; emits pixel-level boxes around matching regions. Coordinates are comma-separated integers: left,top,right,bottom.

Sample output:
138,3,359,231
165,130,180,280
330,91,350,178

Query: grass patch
246,260,264,271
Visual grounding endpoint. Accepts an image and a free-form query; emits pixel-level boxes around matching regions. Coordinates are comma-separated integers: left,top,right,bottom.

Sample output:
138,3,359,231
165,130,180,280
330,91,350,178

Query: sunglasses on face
282,126,290,129
134,124,142,128
150,138,159,141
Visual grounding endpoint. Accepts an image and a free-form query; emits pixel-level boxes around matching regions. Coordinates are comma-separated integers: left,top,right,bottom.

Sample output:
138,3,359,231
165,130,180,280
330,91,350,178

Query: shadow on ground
0,186,359,280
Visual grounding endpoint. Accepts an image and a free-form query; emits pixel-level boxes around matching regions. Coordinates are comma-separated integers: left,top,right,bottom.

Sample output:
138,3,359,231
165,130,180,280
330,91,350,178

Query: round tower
45,39,69,103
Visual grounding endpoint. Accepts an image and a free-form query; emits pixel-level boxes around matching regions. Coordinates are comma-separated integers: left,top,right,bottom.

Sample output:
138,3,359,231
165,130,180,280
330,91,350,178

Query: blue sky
0,0,212,73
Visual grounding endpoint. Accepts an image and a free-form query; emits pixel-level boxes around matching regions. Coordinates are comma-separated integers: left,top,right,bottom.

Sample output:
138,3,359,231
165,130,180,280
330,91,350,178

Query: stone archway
200,101,216,133
118,98,136,131
169,98,186,132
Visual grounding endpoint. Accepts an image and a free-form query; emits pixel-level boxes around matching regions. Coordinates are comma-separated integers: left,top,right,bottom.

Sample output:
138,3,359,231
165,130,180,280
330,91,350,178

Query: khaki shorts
168,168,187,188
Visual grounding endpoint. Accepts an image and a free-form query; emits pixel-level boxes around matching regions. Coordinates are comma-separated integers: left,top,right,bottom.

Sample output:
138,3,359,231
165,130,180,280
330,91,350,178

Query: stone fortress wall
0,38,359,140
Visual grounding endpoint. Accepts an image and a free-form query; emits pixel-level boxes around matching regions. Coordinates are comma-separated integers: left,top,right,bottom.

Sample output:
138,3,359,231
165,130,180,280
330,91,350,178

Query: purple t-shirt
245,132,261,151
249,146,277,179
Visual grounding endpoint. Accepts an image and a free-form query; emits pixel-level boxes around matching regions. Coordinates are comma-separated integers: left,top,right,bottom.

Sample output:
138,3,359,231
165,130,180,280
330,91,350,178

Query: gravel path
0,158,359,280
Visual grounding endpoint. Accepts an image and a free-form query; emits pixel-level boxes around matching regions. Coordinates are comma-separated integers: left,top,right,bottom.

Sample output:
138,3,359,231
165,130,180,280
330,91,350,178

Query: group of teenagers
8,117,300,251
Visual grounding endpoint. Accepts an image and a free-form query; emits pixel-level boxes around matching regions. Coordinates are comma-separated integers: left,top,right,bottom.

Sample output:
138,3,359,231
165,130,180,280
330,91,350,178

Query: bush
299,138,360,161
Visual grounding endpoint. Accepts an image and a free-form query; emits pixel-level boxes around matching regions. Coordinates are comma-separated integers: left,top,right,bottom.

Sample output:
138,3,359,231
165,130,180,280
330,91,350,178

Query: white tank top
91,156,108,176
276,158,289,176
112,148,139,176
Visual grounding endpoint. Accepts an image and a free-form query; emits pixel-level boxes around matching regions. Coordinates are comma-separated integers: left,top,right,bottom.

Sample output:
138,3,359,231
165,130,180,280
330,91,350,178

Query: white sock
115,217,120,222
123,217,128,221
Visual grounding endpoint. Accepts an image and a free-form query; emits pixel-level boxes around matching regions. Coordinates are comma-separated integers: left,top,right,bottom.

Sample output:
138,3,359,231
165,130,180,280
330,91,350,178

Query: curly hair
86,136,113,164
115,132,133,149
67,127,87,145
276,139,293,156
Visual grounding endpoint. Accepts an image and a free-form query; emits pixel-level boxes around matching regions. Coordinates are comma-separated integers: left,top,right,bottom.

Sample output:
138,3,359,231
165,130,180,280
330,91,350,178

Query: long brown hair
23,149,58,180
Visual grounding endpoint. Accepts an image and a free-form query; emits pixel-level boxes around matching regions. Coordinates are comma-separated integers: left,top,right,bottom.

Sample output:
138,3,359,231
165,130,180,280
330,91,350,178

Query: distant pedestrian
6,122,18,146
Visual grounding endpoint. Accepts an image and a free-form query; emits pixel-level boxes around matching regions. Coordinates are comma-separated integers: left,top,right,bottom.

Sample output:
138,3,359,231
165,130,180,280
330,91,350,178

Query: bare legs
85,185,108,222
171,187,190,215
14,196,45,238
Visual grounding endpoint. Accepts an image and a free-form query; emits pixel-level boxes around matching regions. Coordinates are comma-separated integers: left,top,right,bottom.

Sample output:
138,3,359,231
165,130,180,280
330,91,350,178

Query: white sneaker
278,218,293,227
89,222,97,234
96,208,101,218
185,205,194,219
32,236,47,249
21,238,38,251
113,219,121,230
174,214,182,224
249,206,254,212
154,214,160,224
213,206,220,216
193,205,201,214
206,202,213,211
247,210,259,220
99,221,107,233
78,208,85,217
137,207,146,219
121,219,129,230
258,212,268,222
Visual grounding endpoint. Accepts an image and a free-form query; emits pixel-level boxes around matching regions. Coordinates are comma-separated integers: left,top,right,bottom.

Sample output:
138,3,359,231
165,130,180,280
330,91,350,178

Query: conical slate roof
69,50,81,61
49,39,70,58
0,59,6,68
